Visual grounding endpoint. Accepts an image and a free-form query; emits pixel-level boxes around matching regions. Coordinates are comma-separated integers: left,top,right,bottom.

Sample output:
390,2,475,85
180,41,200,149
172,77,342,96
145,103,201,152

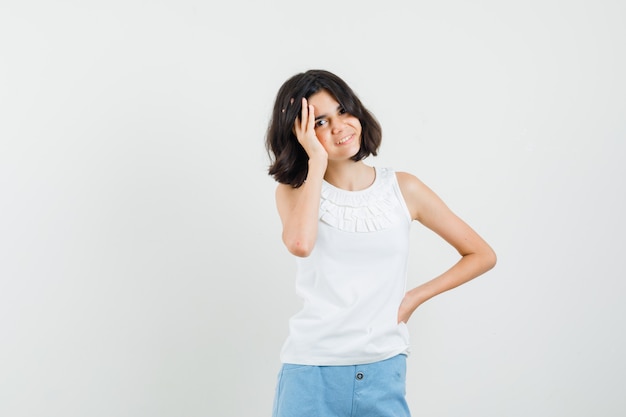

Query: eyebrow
314,105,343,121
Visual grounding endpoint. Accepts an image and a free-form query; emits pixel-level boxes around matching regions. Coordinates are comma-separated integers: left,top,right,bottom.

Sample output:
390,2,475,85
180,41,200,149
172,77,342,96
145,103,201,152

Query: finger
300,98,308,131
307,104,315,133
293,98,305,136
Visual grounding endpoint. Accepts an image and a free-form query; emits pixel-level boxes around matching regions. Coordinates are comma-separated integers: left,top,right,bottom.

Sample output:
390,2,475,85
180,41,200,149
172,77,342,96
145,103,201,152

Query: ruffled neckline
319,167,401,232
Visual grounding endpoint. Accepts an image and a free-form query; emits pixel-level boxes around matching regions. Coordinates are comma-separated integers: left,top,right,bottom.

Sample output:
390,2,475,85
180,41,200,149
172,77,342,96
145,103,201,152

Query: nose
330,118,345,134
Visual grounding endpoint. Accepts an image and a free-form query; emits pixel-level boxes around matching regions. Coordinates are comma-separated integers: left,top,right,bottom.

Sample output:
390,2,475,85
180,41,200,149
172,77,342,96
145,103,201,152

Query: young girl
265,69,496,417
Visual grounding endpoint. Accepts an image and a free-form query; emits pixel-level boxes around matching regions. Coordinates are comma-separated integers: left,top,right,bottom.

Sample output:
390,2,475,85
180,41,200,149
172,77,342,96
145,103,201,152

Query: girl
265,69,496,417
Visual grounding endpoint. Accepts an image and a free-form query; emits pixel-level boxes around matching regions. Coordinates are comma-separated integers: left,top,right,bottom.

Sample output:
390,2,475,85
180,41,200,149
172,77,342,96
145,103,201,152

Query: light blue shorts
272,354,411,417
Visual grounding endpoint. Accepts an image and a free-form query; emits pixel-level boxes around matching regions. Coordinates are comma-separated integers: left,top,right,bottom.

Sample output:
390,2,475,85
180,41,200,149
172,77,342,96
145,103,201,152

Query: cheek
316,130,332,144
321,138,335,150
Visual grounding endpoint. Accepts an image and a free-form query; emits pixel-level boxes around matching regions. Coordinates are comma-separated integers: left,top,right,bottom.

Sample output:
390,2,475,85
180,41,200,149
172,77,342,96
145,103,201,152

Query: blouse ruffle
319,167,402,233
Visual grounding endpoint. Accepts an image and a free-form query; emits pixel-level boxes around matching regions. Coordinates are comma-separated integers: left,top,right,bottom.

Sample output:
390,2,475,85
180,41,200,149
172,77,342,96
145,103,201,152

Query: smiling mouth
336,135,353,145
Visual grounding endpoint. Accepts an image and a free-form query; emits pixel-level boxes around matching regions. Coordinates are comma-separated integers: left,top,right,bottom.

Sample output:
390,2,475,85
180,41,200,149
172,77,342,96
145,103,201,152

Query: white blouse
280,167,413,366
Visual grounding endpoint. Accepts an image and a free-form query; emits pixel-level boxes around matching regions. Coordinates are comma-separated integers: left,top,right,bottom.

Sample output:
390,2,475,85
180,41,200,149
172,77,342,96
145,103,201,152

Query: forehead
307,89,340,110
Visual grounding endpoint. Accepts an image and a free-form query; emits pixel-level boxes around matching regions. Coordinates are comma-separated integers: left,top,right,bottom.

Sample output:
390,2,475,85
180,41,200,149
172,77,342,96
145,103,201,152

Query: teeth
337,135,351,144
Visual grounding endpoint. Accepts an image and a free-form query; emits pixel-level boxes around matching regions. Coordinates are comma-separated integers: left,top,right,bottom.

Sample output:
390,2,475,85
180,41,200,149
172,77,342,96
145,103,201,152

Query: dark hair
265,69,382,187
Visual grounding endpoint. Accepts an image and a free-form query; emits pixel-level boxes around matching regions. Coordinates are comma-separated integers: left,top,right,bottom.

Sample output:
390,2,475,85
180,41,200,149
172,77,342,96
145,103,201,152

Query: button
356,372,364,380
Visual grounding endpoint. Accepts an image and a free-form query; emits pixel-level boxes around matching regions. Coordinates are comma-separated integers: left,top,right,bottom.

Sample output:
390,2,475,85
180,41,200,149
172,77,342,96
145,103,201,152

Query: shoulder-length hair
265,69,382,188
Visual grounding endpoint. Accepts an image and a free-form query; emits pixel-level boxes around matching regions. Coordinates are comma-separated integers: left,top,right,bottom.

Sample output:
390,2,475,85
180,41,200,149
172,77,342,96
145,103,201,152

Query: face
307,89,362,161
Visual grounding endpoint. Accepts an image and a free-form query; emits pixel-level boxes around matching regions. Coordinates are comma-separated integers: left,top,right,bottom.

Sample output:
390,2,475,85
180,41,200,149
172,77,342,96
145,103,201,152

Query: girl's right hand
294,98,328,163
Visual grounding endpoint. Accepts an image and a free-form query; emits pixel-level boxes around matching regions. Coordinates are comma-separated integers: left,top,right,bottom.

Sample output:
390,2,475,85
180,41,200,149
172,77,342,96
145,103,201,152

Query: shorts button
356,372,364,380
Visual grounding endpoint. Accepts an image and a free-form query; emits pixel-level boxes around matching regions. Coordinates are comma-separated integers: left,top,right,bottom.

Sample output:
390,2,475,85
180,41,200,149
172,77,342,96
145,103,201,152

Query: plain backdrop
1,1,625,416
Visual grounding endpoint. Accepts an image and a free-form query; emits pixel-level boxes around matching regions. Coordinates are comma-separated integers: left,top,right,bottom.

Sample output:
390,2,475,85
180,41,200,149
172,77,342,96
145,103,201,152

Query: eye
315,119,327,128
338,107,347,115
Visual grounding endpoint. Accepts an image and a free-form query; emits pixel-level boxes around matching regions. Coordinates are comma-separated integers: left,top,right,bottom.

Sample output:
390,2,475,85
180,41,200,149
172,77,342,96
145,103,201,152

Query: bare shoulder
395,171,424,193
395,170,433,199
275,182,293,198
275,182,299,202
274,182,298,216
395,171,447,221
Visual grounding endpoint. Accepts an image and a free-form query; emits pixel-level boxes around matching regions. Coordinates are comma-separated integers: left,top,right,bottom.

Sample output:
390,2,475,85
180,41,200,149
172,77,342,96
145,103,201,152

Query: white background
1,1,625,416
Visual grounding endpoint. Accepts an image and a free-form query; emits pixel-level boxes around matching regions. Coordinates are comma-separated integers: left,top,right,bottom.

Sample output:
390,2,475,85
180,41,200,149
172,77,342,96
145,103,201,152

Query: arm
396,172,497,323
276,99,328,257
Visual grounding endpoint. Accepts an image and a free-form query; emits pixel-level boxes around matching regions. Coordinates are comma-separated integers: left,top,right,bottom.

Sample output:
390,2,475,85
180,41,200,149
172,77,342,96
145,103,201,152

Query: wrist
406,286,429,310
308,157,328,175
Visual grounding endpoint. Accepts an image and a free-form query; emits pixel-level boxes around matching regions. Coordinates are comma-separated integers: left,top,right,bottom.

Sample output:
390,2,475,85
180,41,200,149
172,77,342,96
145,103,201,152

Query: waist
280,307,411,366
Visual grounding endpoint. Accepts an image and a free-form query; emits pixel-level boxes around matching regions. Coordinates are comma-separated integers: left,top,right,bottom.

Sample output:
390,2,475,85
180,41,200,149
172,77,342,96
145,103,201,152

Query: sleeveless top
280,167,413,366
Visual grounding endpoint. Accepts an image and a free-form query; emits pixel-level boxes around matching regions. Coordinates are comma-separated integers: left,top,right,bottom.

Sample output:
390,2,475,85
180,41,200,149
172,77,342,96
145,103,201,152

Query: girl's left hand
397,291,419,324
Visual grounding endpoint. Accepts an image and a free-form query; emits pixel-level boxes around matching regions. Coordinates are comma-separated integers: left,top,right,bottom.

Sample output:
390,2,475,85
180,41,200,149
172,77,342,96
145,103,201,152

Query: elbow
484,247,497,272
287,242,314,258
283,235,315,258
290,247,313,258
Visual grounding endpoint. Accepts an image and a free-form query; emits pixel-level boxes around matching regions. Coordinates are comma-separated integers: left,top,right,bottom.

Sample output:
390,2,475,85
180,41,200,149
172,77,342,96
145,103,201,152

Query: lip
335,134,354,145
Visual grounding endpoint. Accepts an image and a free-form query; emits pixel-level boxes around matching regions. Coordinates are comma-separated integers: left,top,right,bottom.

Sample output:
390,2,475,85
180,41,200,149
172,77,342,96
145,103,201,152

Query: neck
324,161,375,191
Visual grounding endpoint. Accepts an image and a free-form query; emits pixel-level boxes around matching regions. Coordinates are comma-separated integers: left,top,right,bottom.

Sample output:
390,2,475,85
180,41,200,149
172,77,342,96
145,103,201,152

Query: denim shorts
272,354,411,417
